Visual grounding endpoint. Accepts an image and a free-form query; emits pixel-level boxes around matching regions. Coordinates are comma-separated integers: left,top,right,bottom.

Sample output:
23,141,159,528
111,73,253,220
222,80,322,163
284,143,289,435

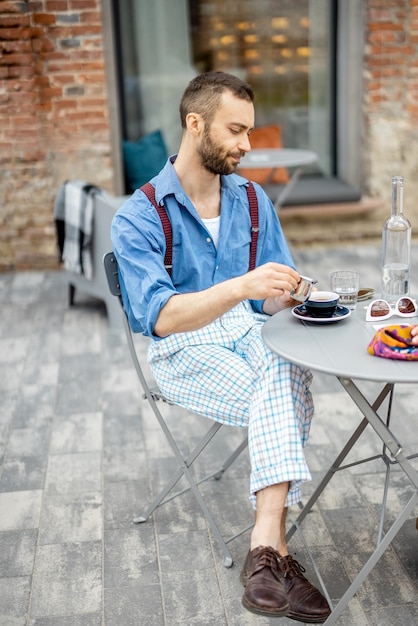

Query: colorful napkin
367,324,418,361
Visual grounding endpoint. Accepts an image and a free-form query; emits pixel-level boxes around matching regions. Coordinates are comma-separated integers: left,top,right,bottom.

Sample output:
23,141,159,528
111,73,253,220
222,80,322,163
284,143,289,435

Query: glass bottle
381,176,411,303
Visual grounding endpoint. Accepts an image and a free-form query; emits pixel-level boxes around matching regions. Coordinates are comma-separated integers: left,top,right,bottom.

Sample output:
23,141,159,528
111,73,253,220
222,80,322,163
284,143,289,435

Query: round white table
262,303,418,383
262,304,418,624
241,148,318,170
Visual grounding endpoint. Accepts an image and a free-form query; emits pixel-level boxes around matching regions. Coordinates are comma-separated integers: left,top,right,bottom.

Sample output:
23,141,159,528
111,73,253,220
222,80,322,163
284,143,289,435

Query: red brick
0,14,30,27
39,86,63,99
368,30,397,43
53,98,78,110
51,74,76,85
68,50,102,60
43,52,70,63
69,0,97,8
45,1,69,9
368,21,404,31
3,129,38,140
369,44,415,55
8,79,36,92
36,101,52,112
34,76,50,87
10,115,37,127
1,39,33,53
0,1,27,13
82,97,106,107
66,109,105,119
69,24,102,35
368,0,405,7
30,26,44,38
79,122,109,133
47,25,75,37
0,27,33,40
80,11,101,22
33,13,57,26
0,52,35,66
41,38,55,52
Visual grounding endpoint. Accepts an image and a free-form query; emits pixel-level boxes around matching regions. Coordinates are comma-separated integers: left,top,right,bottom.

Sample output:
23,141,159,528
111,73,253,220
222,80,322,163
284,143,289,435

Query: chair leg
68,283,75,306
133,424,247,568
213,435,248,480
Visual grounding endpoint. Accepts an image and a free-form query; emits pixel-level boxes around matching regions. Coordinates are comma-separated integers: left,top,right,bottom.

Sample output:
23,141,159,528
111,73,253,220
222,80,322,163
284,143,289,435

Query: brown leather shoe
240,546,289,617
278,555,331,623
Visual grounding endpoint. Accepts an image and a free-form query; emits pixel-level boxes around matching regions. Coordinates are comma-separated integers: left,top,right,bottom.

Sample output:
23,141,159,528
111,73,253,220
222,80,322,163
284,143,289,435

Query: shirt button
215,265,219,270
206,237,211,243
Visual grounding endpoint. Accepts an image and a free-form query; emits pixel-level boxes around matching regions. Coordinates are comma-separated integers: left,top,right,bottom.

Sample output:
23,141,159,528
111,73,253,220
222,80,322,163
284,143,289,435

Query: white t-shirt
202,216,221,249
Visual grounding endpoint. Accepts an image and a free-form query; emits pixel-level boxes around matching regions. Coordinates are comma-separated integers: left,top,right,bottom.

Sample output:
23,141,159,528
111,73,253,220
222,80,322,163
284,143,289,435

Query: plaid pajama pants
148,301,314,508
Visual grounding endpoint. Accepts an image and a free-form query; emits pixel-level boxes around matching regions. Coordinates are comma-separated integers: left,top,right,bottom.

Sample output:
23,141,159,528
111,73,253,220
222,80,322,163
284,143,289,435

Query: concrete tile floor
0,244,417,625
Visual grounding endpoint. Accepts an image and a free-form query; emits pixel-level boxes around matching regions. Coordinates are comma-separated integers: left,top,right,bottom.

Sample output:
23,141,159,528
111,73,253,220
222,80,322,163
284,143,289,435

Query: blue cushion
123,130,168,191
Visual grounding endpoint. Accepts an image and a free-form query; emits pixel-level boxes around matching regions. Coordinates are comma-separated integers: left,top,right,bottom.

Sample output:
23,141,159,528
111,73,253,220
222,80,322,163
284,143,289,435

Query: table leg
286,383,393,542
339,379,418,488
273,167,303,209
286,380,417,623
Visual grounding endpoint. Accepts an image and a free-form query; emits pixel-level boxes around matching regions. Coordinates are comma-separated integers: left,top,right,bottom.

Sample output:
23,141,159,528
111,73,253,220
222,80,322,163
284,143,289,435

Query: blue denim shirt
111,157,295,337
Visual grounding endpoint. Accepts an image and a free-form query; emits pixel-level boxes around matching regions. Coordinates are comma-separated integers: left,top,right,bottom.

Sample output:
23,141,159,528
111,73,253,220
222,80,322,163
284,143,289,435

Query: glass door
114,0,336,181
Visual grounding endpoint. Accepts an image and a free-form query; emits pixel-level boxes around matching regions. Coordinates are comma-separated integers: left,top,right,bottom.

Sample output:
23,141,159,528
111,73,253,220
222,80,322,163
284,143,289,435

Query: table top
241,148,318,169
262,303,418,383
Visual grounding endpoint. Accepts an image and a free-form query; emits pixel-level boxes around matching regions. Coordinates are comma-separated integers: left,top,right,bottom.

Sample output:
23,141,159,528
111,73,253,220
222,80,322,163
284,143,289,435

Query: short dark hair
179,71,254,129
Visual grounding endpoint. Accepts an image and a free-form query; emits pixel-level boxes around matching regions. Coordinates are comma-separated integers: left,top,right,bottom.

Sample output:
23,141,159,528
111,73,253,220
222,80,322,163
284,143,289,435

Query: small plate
292,304,351,324
357,287,375,302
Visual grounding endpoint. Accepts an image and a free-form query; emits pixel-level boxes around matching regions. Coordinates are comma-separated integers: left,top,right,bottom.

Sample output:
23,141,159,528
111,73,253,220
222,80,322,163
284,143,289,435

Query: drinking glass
330,270,360,309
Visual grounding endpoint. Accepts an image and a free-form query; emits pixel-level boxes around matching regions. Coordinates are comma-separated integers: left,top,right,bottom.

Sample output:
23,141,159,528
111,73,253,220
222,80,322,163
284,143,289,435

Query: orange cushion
239,124,289,184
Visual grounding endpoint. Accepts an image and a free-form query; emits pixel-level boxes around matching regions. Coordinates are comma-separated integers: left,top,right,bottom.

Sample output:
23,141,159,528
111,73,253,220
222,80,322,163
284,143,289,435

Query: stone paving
0,243,417,626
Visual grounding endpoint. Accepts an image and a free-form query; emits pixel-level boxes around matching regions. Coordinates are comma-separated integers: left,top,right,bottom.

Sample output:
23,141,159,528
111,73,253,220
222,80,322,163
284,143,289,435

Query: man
112,71,330,622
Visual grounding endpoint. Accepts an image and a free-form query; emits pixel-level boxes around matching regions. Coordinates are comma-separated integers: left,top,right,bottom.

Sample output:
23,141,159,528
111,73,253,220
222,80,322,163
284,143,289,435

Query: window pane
115,0,334,177
189,0,332,174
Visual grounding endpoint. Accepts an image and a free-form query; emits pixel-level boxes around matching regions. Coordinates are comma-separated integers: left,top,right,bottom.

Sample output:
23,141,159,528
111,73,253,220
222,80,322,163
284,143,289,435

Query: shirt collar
153,155,250,206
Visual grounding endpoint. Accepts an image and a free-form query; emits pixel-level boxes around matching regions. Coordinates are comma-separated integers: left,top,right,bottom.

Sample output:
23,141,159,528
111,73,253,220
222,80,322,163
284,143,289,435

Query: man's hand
242,262,300,303
410,325,418,345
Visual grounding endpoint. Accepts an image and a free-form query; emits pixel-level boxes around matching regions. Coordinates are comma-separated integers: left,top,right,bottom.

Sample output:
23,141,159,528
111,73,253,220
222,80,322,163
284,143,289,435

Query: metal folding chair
103,251,251,566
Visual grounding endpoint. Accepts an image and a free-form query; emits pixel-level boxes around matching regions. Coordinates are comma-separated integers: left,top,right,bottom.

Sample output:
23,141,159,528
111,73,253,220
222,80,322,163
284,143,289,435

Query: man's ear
186,112,204,136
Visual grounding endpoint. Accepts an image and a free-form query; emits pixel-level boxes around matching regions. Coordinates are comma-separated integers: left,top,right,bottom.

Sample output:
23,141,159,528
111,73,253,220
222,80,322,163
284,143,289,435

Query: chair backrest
238,124,289,184
103,252,122,298
102,251,168,403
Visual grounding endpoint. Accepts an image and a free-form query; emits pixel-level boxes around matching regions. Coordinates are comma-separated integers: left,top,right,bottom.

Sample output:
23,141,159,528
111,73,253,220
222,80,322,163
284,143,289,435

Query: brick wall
2,1,418,268
364,0,418,229
0,0,113,271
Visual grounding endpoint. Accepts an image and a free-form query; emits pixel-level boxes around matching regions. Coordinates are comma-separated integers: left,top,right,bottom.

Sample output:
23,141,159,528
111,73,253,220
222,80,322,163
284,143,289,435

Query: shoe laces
251,546,281,577
255,546,281,568
280,555,307,579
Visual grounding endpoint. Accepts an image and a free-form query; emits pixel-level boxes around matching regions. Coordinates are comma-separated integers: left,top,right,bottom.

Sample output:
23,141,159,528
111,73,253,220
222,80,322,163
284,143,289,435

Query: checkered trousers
148,301,314,508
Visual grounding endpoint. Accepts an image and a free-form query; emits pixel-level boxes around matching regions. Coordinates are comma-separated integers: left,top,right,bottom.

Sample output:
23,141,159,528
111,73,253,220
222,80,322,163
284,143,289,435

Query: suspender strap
140,181,259,276
140,182,173,274
246,181,259,272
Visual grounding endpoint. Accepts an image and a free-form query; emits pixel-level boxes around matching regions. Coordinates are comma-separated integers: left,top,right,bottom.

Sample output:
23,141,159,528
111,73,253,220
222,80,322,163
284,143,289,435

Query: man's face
197,91,254,176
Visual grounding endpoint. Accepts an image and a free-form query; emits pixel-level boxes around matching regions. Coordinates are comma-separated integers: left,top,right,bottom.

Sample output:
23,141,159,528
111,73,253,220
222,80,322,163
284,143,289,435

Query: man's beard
198,127,244,176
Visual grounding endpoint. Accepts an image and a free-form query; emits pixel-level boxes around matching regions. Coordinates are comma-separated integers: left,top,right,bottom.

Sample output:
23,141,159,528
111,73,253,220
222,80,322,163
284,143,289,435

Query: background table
262,304,418,624
239,148,318,208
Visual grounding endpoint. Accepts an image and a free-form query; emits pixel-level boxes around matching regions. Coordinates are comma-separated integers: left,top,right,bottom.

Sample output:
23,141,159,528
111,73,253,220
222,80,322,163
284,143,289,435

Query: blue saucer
292,304,351,324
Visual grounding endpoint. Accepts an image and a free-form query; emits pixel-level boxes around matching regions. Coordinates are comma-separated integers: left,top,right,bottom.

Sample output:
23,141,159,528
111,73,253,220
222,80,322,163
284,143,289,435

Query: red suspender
140,181,259,276
246,181,259,272
141,182,173,274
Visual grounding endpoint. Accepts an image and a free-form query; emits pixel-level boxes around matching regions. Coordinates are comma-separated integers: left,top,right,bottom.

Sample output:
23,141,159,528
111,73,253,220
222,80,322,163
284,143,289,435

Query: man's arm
154,262,299,337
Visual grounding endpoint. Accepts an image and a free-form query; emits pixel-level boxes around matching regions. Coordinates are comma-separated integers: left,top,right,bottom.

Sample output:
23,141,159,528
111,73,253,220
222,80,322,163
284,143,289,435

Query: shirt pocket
229,234,252,275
